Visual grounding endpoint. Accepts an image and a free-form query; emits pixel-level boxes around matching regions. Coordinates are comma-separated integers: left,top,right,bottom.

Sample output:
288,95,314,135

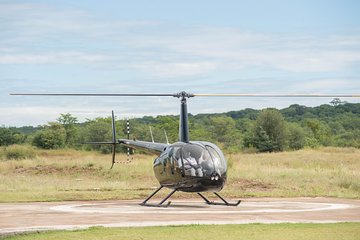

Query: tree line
1,102,359,153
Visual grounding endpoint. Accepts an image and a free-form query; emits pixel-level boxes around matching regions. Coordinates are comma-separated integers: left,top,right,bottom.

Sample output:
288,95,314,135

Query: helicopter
11,91,359,207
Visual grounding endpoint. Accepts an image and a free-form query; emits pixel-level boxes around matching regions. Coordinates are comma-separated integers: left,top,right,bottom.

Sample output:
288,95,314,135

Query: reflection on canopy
169,143,226,178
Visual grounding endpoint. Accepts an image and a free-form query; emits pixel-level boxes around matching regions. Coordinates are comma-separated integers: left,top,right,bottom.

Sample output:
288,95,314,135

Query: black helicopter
11,91,359,207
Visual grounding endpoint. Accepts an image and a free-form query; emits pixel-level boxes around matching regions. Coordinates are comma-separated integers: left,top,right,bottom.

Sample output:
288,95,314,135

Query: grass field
3,223,360,240
0,146,359,202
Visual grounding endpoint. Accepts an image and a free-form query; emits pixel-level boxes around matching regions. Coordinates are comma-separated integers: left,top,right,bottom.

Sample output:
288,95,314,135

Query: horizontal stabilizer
85,141,119,145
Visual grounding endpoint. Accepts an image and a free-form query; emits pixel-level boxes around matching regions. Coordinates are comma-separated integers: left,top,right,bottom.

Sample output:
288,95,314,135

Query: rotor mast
175,91,194,143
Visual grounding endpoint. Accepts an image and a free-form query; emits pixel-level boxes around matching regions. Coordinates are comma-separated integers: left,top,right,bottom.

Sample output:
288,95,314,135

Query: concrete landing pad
1,198,359,235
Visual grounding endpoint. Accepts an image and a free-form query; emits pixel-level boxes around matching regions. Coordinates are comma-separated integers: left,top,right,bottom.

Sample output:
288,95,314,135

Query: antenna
126,118,132,163
126,118,130,139
116,117,133,164
149,126,155,143
164,129,169,145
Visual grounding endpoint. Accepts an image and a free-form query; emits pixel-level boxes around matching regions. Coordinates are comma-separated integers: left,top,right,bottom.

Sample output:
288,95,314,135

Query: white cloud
150,29,360,73
1,2,360,127
131,61,217,77
0,51,111,64
288,79,359,93
0,102,178,127
0,2,158,43
1,2,360,76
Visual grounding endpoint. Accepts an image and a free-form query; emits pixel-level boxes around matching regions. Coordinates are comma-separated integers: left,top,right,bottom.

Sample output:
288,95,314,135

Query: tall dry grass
0,147,359,202
225,147,360,198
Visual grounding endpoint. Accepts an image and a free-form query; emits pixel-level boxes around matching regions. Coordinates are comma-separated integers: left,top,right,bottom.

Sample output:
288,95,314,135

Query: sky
1,0,360,126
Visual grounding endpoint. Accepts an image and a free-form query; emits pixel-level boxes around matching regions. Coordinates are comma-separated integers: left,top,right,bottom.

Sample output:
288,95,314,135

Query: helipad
1,198,359,235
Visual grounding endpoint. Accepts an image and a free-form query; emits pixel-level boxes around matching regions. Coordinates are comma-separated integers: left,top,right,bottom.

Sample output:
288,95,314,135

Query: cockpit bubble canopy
159,142,227,178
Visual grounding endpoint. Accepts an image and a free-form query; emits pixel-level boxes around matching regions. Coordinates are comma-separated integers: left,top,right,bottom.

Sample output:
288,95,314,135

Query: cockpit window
206,146,226,176
178,144,214,177
159,143,226,178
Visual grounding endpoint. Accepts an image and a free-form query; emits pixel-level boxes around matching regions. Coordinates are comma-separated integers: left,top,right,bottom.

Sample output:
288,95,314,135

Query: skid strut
140,186,177,207
140,186,240,207
197,192,241,206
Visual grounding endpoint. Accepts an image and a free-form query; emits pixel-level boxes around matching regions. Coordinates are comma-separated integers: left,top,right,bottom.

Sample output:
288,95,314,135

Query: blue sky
1,0,360,126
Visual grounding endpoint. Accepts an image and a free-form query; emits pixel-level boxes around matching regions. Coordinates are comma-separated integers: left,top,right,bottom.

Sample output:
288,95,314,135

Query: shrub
0,127,26,146
32,122,66,149
3,145,36,160
287,123,306,150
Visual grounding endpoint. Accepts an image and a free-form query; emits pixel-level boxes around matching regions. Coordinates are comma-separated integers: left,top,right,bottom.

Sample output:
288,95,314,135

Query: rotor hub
174,91,194,100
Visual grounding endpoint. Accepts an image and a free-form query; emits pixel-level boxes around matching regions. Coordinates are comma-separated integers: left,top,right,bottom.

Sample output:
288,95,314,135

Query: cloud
0,51,110,64
1,2,360,127
130,61,217,77
288,78,359,93
0,100,179,126
1,2,360,76
0,2,158,43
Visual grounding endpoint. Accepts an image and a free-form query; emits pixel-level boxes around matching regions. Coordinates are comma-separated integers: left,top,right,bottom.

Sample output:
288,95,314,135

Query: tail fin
164,129,169,145
149,126,155,143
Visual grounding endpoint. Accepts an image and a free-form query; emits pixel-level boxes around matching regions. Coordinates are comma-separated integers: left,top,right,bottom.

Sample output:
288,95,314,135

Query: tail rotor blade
111,110,116,143
110,144,116,169
110,111,117,169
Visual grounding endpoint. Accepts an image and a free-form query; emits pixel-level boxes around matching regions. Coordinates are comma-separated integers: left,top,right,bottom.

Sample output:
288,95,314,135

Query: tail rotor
110,110,117,169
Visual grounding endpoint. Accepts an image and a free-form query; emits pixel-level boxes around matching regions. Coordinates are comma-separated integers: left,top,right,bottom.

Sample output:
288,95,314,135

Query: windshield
206,145,226,176
170,144,212,177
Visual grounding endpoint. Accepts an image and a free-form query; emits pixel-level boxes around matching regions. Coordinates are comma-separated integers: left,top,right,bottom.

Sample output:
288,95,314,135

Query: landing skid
139,186,177,207
139,186,241,207
197,192,241,206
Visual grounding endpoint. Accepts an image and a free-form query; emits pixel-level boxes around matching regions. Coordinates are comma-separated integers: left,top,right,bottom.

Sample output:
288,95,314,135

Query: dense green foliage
0,127,25,146
2,103,359,152
32,122,66,149
244,109,287,152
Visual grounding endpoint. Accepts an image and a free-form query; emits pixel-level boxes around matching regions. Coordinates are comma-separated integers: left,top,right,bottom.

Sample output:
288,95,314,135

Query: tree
83,117,113,153
0,127,25,146
330,98,347,106
32,122,66,149
209,116,243,152
303,119,332,147
57,113,79,147
246,125,272,152
246,109,286,152
286,123,305,150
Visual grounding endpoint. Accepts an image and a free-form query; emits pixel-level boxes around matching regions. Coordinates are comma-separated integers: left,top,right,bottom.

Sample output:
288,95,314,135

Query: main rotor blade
10,93,177,97
10,92,360,98
194,94,360,98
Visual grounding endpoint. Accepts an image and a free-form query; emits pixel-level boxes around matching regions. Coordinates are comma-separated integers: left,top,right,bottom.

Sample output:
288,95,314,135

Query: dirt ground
0,197,359,236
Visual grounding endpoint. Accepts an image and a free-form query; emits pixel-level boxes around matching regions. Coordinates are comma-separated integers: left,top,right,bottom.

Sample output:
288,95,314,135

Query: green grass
0,147,359,202
2,223,360,240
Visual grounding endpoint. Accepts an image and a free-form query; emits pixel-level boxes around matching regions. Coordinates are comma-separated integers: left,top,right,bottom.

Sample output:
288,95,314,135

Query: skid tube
197,192,241,206
140,186,241,207
139,186,177,207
